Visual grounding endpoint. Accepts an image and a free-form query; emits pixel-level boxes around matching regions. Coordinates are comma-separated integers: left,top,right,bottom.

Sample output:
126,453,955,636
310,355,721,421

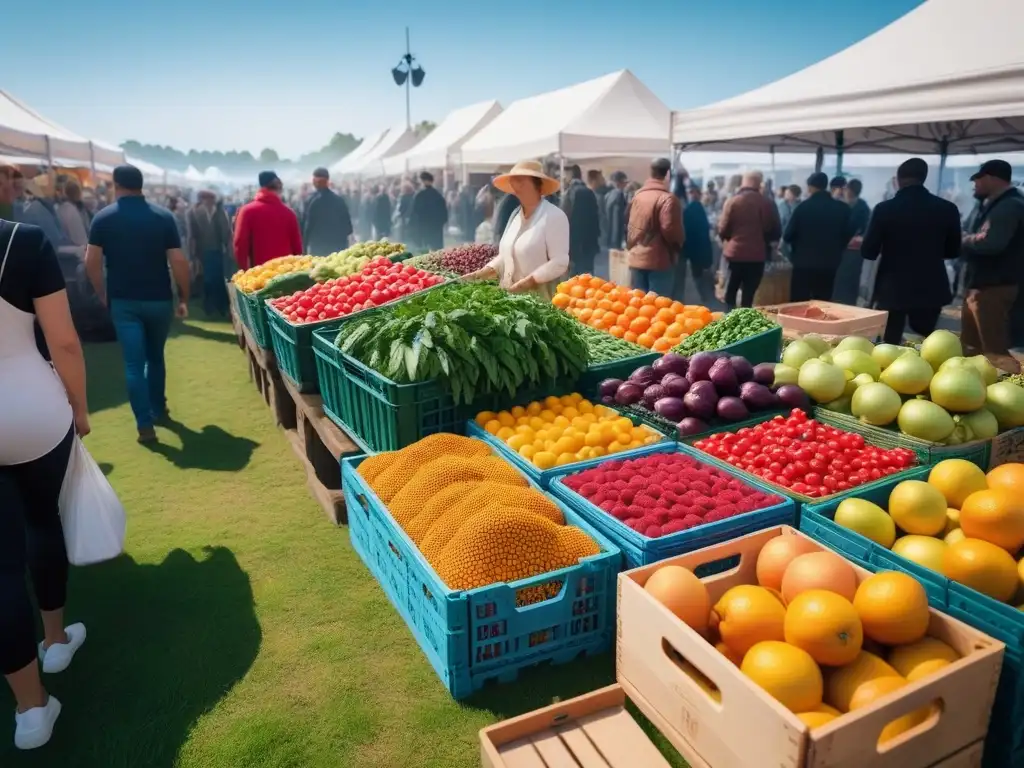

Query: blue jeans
630,267,675,296
109,299,174,430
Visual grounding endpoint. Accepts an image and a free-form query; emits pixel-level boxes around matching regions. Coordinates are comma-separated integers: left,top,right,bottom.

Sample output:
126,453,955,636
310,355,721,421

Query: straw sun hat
493,160,560,196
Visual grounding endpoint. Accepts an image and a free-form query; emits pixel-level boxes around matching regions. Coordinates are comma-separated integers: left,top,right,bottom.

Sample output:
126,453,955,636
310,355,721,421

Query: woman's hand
74,409,91,437
463,266,497,282
508,275,538,293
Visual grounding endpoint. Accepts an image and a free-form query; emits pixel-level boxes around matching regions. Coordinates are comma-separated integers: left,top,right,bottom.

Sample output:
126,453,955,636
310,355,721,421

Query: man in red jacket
233,171,302,270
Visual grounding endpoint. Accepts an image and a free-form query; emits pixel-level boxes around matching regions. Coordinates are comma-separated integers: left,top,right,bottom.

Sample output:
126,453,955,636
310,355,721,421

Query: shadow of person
145,418,259,472
171,322,239,346
1,547,261,767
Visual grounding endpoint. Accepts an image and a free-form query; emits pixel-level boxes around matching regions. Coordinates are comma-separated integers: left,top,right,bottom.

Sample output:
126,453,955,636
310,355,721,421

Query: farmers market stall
226,254,1024,766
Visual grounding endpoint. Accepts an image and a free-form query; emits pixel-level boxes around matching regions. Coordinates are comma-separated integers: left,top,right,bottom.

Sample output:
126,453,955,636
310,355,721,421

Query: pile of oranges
551,274,716,352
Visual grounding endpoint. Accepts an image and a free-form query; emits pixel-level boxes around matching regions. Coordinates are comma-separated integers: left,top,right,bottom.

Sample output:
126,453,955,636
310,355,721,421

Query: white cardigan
487,199,570,289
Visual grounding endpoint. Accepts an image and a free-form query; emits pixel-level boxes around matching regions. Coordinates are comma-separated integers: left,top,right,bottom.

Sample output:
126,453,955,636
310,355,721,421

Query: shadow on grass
146,418,259,472
83,341,128,415
171,321,239,346
98,462,114,477
2,546,261,768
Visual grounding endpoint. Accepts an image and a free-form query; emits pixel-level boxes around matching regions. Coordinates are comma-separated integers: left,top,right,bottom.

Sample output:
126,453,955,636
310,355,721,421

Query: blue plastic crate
545,442,796,568
341,451,622,700
801,470,1024,768
465,417,669,490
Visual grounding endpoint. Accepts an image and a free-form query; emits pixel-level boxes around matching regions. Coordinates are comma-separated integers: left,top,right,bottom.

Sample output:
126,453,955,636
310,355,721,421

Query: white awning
460,70,670,166
381,100,503,175
330,129,390,175
670,0,1024,155
0,90,125,167
346,126,421,177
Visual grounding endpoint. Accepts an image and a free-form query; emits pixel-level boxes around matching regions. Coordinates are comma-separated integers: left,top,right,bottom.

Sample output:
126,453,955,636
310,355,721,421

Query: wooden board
480,685,672,768
284,430,346,525
279,376,359,461
617,526,1005,768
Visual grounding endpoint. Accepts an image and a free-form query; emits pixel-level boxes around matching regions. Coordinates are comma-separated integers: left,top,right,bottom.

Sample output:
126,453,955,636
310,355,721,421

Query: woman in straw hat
464,161,569,299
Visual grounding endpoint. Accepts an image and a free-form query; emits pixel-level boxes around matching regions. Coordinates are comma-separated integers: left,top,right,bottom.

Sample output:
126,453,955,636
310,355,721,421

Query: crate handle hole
661,638,722,706
388,541,402,561
874,698,944,754
693,553,742,579
422,583,434,602
550,713,569,725
355,494,370,518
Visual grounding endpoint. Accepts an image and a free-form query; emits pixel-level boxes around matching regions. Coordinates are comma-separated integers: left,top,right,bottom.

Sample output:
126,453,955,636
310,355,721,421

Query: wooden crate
479,684,673,768
617,526,1004,768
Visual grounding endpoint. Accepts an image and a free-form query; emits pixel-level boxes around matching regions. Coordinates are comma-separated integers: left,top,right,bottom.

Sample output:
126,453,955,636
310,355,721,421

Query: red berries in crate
692,409,917,499
270,257,444,324
562,452,782,539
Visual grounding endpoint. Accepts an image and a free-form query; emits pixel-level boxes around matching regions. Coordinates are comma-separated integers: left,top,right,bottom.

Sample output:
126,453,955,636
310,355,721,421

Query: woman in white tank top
0,207,91,751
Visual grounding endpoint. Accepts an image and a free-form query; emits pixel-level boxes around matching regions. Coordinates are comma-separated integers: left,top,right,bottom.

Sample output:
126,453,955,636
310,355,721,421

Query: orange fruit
638,304,658,319
887,637,960,682
716,642,743,666
652,338,672,352
611,301,626,314
616,314,631,329
741,641,823,713
781,551,859,603
608,325,625,338
849,677,932,744
670,300,686,313
623,330,639,344
656,307,676,323
597,299,614,311
942,538,1018,601
756,536,819,592
666,322,686,338
960,489,1024,552
712,585,786,657
987,463,1024,494
648,320,668,337
588,276,604,289
643,565,710,632
584,288,596,299
636,333,655,348
824,651,900,712
629,316,650,333
552,294,571,308
569,285,586,298
579,308,593,322
853,572,930,645
624,305,640,318
784,590,864,666
664,336,682,347
654,295,672,308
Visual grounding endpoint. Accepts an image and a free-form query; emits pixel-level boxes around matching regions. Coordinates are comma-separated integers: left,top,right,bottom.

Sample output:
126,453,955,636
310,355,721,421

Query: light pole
391,27,425,130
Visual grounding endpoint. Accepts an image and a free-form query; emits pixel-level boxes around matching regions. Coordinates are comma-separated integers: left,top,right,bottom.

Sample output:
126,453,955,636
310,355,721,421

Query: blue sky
6,0,923,159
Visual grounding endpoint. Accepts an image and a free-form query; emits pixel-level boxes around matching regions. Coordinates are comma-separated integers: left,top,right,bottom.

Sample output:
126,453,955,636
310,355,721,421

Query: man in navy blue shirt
85,165,190,443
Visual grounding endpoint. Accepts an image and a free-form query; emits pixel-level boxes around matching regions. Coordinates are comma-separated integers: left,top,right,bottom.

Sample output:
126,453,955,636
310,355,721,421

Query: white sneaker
14,695,61,750
38,623,87,674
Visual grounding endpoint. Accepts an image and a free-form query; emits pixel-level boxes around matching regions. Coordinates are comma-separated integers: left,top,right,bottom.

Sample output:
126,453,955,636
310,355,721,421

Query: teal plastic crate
341,452,621,699
239,290,272,349
801,472,1024,768
267,308,341,393
313,326,569,454
546,442,796,568
680,413,928,508
465,415,668,489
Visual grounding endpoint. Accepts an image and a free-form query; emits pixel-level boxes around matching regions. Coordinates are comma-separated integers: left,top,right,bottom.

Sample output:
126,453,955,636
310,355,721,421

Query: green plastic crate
717,324,783,364
239,290,272,349
612,403,787,441
812,407,998,468
267,308,343,393
312,327,568,453
576,351,659,395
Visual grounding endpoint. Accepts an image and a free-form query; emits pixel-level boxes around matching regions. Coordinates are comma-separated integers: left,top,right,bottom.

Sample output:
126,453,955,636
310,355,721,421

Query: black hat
609,170,628,183
258,170,281,188
829,176,847,189
971,159,1013,182
112,164,144,191
312,167,330,179
807,171,829,190
419,171,434,183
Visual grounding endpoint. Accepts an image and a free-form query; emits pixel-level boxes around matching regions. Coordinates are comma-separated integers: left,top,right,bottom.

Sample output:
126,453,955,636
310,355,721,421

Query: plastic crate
759,301,888,341
239,290,272,348
465,416,669,489
576,350,660,395
717,324,783,365
546,442,796,568
813,407,994,469
801,472,1024,768
267,308,341,393
680,413,929,508
313,327,569,454
615,403,789,442
341,453,621,700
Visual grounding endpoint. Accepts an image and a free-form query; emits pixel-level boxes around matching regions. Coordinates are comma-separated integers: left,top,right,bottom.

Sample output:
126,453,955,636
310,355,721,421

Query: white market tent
203,166,230,184
184,165,204,183
460,70,671,166
0,90,124,168
669,0,1024,160
381,100,503,176
330,129,390,176
348,125,420,177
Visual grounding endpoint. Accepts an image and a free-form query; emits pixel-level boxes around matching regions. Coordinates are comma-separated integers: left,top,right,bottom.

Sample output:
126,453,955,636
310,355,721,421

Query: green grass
2,315,688,767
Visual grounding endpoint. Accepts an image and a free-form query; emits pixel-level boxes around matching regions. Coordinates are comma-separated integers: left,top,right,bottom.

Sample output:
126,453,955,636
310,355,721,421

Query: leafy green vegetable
673,309,777,355
334,282,589,404
577,324,653,364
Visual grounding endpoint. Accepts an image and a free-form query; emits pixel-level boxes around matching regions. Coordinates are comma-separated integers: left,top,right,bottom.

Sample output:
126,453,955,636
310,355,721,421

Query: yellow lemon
497,412,516,428
615,417,635,433
533,451,557,470
591,446,607,458
577,400,594,414
560,395,577,408
553,436,578,455
584,431,605,448
555,452,577,466
529,417,546,431
484,420,502,435
526,401,543,416
496,427,515,441
552,415,571,429
518,445,536,460
475,410,497,426
543,396,563,411
561,407,580,420
510,406,527,419
540,409,557,423
616,432,632,445
506,434,529,451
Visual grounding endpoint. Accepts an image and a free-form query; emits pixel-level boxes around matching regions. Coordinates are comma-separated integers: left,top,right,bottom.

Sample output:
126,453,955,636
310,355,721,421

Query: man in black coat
605,171,628,250
372,185,392,239
860,158,962,344
409,171,447,252
783,171,856,301
562,164,600,276
302,167,352,255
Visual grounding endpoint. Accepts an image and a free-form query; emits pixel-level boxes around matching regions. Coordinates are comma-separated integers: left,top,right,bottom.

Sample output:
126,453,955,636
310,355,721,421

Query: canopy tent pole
769,146,776,187
835,130,845,176
814,147,824,173
936,137,950,193
88,141,97,183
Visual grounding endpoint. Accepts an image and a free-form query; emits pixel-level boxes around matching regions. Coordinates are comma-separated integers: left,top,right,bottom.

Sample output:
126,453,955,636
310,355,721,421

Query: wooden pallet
240,325,358,526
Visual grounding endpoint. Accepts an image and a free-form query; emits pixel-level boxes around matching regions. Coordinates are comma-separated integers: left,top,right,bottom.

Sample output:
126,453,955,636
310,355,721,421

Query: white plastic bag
59,436,126,566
